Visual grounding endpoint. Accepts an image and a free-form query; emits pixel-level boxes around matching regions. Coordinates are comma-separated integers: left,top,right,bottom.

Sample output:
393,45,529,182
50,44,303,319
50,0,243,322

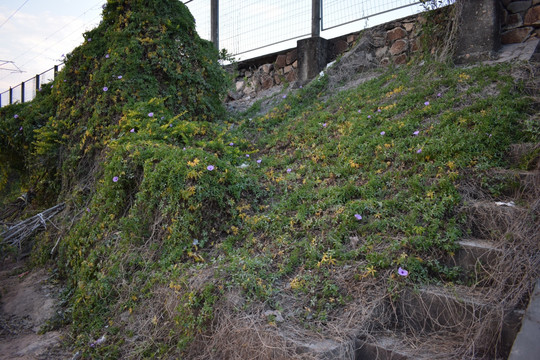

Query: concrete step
508,279,540,360
507,142,540,170
490,169,540,201
462,201,530,239
397,285,523,356
448,239,503,284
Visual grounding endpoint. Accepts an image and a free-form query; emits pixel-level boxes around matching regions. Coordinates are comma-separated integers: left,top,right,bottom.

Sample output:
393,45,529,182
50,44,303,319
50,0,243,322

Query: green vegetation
0,0,537,358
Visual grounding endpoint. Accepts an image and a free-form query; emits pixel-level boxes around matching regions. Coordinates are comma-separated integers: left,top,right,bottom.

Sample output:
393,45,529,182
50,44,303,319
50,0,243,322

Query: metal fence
1,0,448,108
321,0,422,31
0,65,61,108
183,0,428,58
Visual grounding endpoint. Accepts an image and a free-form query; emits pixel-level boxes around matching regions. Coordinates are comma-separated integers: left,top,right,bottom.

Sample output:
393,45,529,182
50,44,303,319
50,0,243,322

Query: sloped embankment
0,1,539,358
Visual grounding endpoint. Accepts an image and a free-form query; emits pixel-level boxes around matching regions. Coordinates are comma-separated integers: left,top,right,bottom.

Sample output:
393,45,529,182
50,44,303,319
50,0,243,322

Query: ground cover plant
0,1,538,359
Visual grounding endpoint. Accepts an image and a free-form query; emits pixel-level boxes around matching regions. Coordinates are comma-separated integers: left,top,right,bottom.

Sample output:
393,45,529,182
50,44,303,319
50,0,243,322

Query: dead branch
1,203,65,248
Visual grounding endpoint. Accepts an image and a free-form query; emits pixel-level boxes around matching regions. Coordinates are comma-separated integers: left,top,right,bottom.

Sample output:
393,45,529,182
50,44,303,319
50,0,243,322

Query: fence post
211,0,219,50
9,87,13,105
54,65,59,78
21,82,25,103
312,0,321,37
35,74,40,93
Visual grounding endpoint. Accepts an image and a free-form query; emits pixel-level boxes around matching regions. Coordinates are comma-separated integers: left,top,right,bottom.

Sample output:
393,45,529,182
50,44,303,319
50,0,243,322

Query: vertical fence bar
312,0,321,37
35,74,40,93
9,87,13,105
54,65,59,78
21,82,25,103
211,0,219,50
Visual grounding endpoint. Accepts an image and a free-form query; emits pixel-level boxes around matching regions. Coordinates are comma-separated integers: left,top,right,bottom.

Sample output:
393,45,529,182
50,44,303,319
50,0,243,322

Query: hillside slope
1,1,539,359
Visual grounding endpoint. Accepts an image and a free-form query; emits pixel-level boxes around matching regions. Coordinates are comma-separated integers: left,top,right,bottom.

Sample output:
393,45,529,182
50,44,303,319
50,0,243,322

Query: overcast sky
0,0,431,100
0,0,106,92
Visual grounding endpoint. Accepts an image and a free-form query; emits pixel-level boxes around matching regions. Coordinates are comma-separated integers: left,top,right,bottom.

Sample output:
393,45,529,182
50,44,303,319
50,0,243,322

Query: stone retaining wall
227,1,540,102
501,0,540,43
227,13,427,102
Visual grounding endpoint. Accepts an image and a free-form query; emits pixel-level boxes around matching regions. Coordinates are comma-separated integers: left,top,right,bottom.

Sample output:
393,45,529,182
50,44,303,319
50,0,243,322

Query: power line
0,0,31,30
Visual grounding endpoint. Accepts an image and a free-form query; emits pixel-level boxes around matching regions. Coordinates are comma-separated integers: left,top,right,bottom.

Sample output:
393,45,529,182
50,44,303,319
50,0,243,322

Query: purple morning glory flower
398,267,409,277
424,101,430,106
169,124,173,127
117,75,122,79
229,142,234,146
161,116,165,120
148,112,154,117
367,115,372,119
19,126,23,131
437,93,442,97
417,149,422,154
380,131,385,136
113,176,119,182
86,207,90,212
299,85,303,88
207,165,215,171
322,123,327,127
105,54,110,59
103,87,108,92
282,95,287,99
14,114,18,119
246,154,250,158
88,38,92,42
256,159,262,164
130,128,135,133
354,214,362,220
358,110,361,113
286,168,292,173
377,109,381,113
413,130,419,136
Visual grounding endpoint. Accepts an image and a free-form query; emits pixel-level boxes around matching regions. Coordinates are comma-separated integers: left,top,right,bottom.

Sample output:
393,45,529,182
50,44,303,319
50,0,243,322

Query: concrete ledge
508,279,540,360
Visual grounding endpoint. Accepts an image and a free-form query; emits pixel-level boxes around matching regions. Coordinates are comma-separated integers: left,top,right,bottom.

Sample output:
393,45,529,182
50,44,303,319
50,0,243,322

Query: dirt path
0,260,70,360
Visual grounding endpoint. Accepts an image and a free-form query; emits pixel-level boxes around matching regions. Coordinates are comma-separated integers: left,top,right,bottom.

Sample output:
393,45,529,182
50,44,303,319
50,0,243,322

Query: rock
245,70,252,78
347,34,357,44
227,90,243,101
524,5,540,25
394,53,408,64
285,69,297,83
286,49,297,65
235,80,245,92
275,54,287,69
260,74,274,90
333,39,349,54
284,65,293,74
292,60,297,68
375,46,388,58
260,63,273,74
403,22,414,32
501,27,534,43
389,39,408,55
507,1,532,14
380,57,390,66
411,38,421,52
386,27,407,43
274,74,282,85
504,13,524,29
